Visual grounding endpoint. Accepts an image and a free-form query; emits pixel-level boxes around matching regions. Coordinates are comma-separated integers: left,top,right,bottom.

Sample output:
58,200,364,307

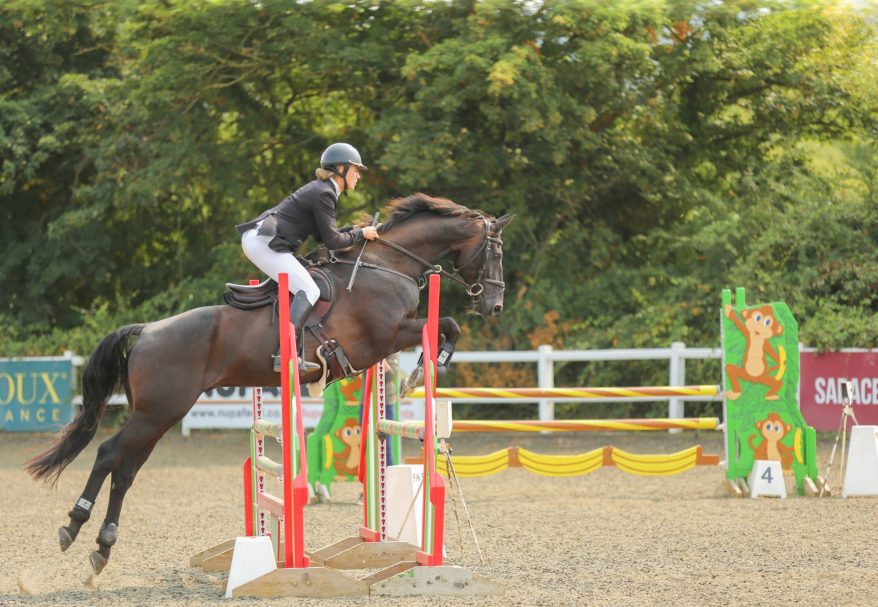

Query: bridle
449,217,505,298
364,216,505,300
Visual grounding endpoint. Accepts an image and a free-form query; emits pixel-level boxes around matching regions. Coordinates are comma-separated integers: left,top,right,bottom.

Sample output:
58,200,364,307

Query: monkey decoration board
306,375,366,499
306,367,402,500
721,288,820,495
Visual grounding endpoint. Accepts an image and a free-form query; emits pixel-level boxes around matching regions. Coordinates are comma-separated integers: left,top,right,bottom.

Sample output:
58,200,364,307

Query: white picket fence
68,343,725,433
399,342,725,421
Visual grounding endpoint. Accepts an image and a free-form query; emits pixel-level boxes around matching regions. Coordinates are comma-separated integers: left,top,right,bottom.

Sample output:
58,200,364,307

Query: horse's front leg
395,317,460,397
435,316,461,379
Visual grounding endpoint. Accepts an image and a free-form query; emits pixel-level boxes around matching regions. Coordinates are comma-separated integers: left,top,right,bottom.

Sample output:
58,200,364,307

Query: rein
325,216,503,297
330,257,419,286
374,238,469,291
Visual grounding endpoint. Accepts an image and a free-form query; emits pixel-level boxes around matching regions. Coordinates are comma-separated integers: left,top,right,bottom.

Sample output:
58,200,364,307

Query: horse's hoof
89,551,108,575
59,526,74,552
98,522,118,547
400,368,423,398
399,377,411,398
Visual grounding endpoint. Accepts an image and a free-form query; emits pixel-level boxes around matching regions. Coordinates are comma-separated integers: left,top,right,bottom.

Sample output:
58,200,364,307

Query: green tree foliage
2,0,877,390
1,2,117,328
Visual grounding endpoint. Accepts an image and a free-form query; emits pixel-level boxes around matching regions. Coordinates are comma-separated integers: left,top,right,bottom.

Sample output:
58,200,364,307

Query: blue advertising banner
0,358,74,431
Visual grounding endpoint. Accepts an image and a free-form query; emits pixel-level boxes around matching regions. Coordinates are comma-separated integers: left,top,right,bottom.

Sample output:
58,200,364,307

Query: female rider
237,143,379,372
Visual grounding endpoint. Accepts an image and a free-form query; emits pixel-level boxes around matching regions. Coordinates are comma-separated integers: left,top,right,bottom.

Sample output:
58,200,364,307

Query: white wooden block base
843,426,878,497
224,536,276,598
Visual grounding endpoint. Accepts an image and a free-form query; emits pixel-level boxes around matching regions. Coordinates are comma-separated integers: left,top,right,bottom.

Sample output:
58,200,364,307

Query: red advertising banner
799,350,878,431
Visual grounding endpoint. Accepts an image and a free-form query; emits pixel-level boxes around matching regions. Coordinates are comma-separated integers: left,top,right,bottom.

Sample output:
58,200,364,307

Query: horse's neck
379,217,467,271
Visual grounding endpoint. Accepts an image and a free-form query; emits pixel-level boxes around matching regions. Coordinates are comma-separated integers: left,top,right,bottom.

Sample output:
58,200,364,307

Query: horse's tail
24,324,146,486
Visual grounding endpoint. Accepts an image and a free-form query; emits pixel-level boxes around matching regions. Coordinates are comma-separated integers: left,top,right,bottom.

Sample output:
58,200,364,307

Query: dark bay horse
26,193,512,574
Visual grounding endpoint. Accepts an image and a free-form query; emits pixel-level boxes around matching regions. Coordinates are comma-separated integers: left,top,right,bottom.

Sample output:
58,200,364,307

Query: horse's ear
493,214,515,230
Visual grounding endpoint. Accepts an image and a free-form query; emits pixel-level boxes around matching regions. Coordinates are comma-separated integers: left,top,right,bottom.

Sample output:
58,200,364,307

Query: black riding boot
273,291,321,373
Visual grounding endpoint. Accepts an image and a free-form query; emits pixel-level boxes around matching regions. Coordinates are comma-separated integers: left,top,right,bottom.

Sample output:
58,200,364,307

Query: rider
237,142,379,372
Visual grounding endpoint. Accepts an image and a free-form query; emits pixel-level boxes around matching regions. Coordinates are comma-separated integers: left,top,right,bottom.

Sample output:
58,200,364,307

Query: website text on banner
800,350,878,431
182,387,422,435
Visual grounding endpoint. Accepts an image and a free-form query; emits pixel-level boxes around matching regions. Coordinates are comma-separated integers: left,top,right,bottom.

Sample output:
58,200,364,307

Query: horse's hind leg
59,432,126,552
89,436,159,575
59,414,165,574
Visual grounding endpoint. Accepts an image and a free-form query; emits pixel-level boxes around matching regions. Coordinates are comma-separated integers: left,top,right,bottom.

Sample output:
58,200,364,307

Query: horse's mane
379,193,485,231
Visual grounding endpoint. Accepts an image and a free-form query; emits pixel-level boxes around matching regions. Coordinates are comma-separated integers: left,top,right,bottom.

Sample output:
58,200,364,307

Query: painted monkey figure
724,304,784,401
332,417,361,479
748,412,794,469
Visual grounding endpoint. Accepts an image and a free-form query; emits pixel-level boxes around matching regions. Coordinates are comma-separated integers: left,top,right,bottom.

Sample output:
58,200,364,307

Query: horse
25,193,513,575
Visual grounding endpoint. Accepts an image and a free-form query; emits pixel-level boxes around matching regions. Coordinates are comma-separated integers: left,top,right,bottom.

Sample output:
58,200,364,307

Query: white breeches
241,227,320,305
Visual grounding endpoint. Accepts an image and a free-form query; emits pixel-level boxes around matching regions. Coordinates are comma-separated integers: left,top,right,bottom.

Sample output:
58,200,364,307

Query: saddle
223,265,357,389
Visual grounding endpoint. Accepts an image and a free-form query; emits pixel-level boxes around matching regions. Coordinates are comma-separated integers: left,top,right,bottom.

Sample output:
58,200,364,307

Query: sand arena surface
2,429,876,607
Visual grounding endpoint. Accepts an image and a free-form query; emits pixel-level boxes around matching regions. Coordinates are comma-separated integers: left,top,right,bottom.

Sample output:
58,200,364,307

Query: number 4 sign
748,460,787,498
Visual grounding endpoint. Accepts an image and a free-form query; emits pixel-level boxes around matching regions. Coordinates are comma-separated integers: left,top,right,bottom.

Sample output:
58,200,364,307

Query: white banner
182,387,423,436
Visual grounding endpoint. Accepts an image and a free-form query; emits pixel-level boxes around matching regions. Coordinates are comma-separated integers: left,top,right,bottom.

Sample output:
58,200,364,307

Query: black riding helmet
320,143,366,193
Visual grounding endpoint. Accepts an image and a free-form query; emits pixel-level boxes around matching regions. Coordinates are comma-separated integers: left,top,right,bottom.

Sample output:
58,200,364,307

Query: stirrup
273,353,319,373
